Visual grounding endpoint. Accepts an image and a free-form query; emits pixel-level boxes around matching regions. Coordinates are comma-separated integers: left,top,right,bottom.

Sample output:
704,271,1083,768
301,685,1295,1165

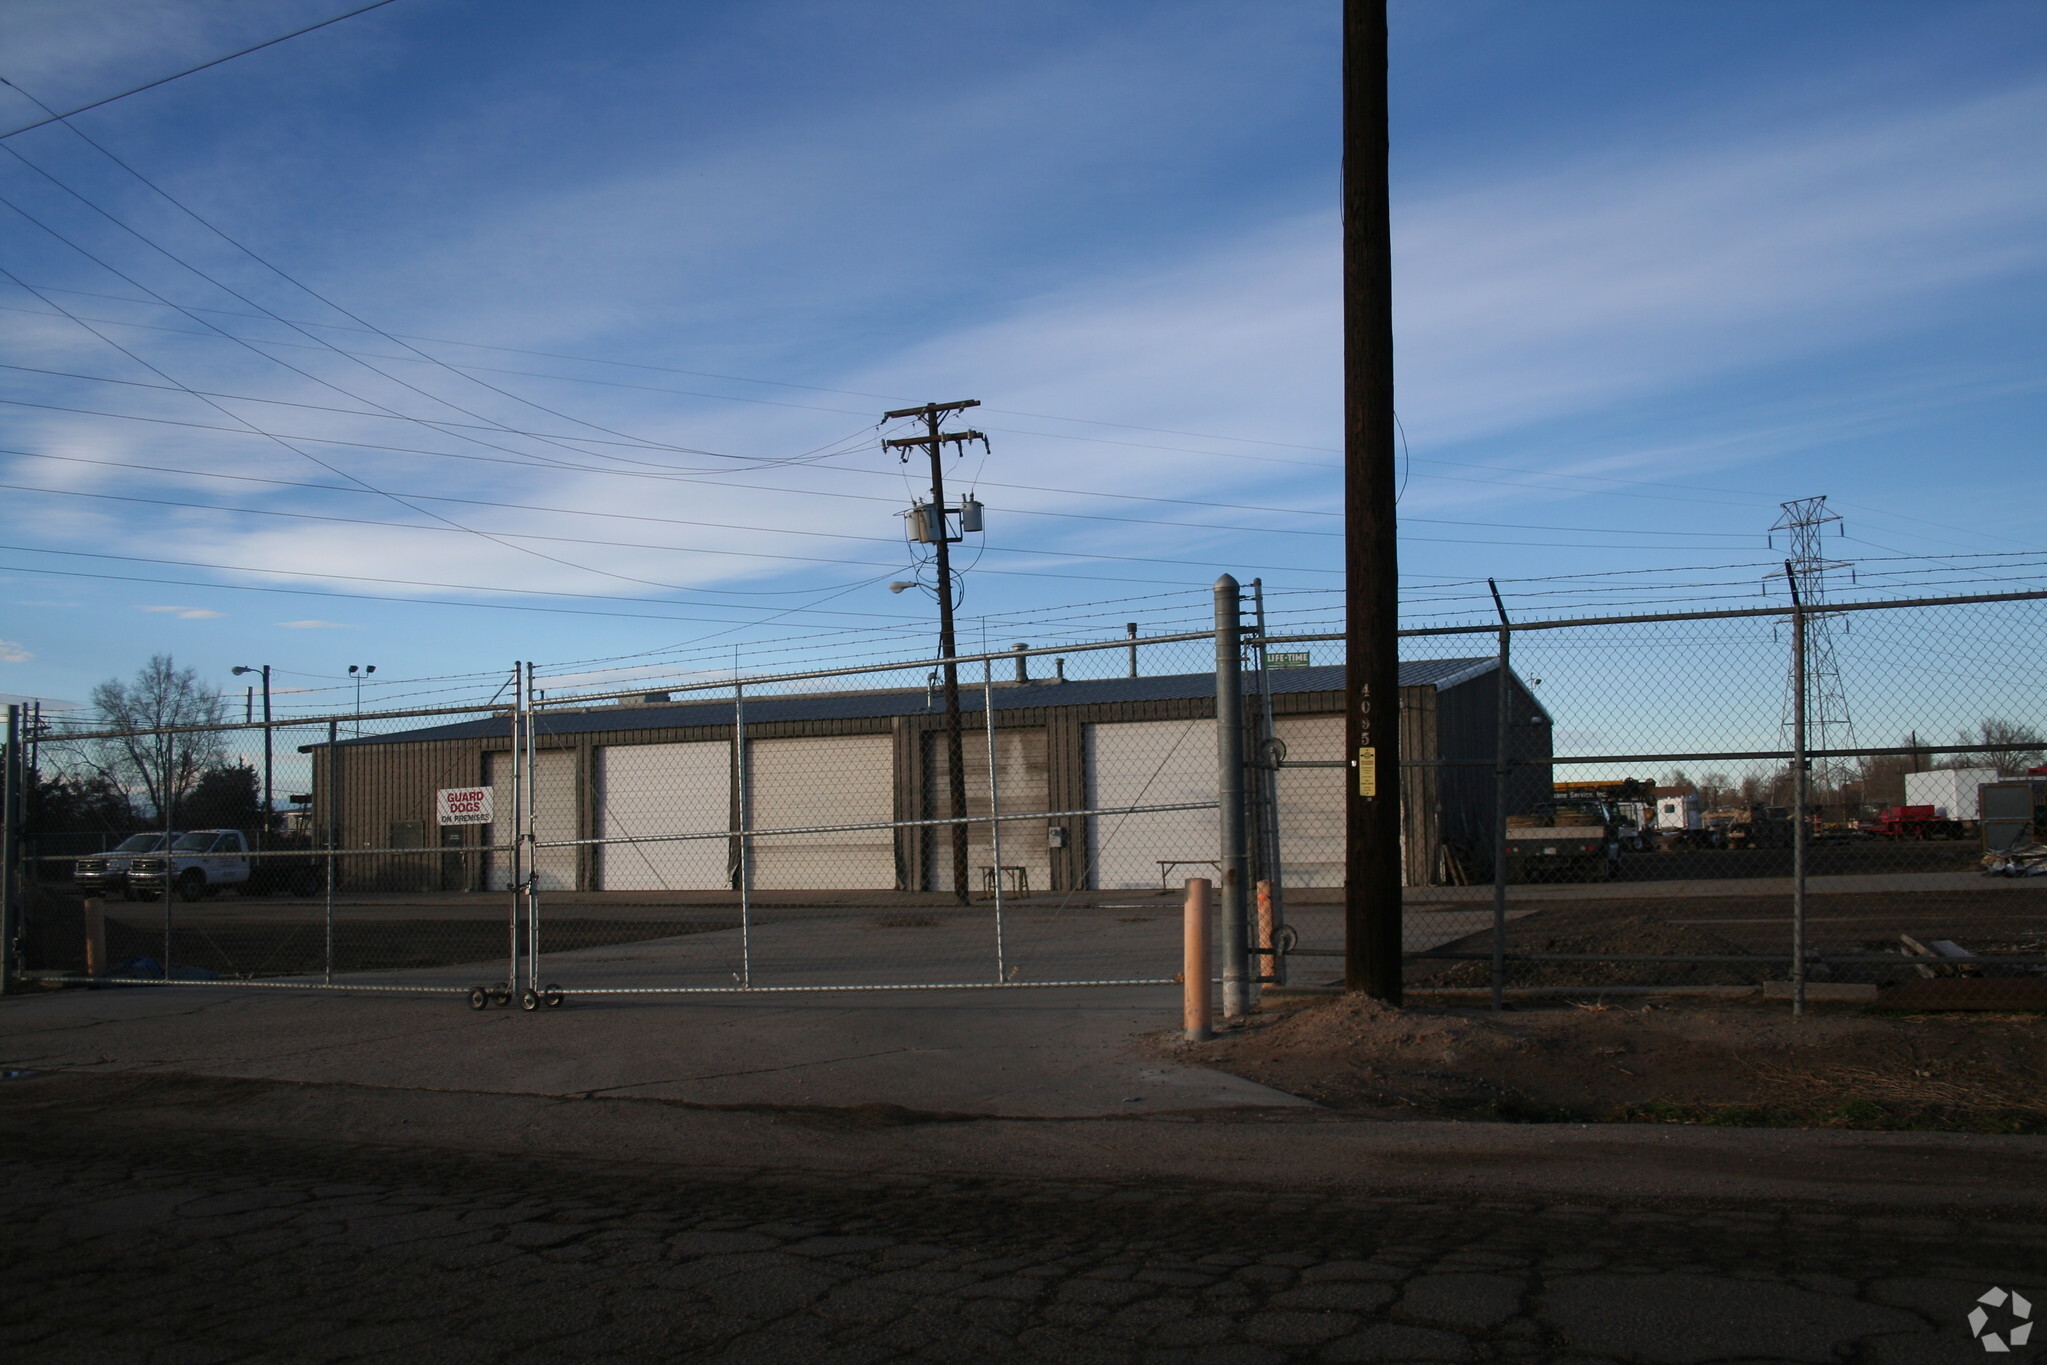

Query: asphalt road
2,1071,2041,1364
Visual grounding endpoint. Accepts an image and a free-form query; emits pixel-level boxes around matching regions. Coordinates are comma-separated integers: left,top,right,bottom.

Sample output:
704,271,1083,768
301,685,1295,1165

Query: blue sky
1,0,2043,722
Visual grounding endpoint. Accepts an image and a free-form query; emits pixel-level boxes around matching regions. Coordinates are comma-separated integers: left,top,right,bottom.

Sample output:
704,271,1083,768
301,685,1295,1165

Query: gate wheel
519,988,539,1011
542,984,564,1009
489,984,512,1007
467,987,490,1010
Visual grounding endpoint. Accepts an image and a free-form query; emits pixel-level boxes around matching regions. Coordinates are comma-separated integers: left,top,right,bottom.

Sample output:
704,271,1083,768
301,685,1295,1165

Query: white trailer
1903,768,1998,822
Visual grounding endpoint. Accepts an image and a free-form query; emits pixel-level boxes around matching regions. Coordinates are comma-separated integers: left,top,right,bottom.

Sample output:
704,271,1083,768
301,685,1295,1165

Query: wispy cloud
138,605,224,619
275,618,355,629
0,639,32,663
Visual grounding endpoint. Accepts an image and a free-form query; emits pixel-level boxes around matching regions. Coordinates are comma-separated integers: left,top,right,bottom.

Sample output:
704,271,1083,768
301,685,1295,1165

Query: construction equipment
1860,805,1966,841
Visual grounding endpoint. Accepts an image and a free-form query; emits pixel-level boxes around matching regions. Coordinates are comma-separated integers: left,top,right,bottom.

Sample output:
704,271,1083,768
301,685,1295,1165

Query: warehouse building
308,660,1551,893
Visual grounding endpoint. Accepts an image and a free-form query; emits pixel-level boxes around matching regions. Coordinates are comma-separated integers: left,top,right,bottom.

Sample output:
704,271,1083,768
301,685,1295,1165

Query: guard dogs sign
436,786,493,827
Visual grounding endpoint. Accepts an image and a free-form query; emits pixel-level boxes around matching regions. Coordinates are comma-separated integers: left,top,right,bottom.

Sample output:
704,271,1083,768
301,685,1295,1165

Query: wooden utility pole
1343,0,1402,1001
884,400,986,904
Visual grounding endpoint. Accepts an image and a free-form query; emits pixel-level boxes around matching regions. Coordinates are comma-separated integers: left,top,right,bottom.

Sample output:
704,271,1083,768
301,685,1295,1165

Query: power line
0,2,403,140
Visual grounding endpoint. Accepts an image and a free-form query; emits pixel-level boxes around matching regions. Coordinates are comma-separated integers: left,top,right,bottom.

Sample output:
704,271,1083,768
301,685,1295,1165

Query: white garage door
748,734,895,890
484,748,579,891
1085,719,1214,890
597,742,731,891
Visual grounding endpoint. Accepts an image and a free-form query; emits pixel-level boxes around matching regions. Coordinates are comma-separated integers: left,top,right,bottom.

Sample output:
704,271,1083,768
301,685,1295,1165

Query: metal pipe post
734,673,751,988
0,705,18,994
505,664,523,995
161,723,174,981
1126,622,1139,678
1183,877,1212,1042
1488,580,1512,1012
524,662,540,992
260,668,272,848
1249,579,1285,979
1215,575,1249,1017
1787,563,1808,1017
324,718,337,982
983,659,1007,982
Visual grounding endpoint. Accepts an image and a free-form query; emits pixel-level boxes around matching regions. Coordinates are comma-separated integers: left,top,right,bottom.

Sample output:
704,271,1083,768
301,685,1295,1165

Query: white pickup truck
1502,800,1623,882
127,828,253,902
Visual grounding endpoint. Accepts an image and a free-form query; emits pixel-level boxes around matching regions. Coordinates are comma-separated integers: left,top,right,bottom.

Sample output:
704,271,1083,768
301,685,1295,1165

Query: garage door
596,742,731,891
484,748,579,891
748,734,895,890
1085,719,1213,890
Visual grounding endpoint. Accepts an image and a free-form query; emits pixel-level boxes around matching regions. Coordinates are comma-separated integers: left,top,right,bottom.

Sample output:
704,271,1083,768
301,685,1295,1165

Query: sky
0,0,2043,729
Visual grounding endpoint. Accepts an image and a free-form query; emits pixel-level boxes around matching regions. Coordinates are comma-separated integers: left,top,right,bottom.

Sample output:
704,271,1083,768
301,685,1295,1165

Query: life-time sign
436,787,493,826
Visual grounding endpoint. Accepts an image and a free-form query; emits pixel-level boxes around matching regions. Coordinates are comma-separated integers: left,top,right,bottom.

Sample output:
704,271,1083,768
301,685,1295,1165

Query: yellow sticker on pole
1357,746,1377,797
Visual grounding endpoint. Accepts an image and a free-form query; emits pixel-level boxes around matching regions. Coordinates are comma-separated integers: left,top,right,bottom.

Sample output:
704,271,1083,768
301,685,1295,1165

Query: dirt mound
1410,912,1768,988
1193,995,2047,1131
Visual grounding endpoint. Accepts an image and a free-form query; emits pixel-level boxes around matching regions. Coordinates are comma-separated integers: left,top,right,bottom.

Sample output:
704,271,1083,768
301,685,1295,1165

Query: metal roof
337,658,1502,748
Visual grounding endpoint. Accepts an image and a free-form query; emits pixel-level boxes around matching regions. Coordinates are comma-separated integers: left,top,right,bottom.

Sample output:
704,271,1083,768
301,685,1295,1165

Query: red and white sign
436,786,494,826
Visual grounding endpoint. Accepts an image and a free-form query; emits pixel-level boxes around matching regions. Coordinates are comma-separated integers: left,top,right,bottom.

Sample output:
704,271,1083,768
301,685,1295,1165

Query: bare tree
70,655,228,825
1952,718,2046,776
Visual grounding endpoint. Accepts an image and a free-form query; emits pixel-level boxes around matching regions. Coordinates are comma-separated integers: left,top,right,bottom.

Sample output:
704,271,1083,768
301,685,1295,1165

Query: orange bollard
1183,878,1212,1042
84,899,106,977
1255,879,1279,992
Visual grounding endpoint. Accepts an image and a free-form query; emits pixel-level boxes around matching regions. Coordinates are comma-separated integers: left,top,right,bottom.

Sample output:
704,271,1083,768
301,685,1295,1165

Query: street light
231,665,272,847
347,664,376,736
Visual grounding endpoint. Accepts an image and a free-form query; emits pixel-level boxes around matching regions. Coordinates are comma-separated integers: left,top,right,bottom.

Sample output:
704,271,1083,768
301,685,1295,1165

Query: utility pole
884,400,988,904
1343,0,1402,1001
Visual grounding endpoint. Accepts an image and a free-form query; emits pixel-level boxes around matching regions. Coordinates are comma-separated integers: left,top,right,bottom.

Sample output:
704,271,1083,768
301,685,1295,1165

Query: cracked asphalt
3,981,2043,1362
2,1070,2042,1364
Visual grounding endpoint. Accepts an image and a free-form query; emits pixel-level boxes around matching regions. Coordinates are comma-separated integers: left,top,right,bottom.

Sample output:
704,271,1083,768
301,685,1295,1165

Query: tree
1952,718,2046,776
70,655,228,825
182,763,263,830
26,770,135,834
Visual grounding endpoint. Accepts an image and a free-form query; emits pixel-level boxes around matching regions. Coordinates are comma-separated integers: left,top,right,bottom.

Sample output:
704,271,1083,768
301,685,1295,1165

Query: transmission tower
1772,496,1856,800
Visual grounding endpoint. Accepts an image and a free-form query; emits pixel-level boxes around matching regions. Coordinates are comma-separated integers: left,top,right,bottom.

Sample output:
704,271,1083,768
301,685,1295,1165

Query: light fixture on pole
347,664,376,737
231,665,273,846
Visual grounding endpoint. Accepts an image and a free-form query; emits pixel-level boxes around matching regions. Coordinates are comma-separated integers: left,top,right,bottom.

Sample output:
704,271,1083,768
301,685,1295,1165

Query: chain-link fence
1265,589,2047,1011
4,587,2043,1011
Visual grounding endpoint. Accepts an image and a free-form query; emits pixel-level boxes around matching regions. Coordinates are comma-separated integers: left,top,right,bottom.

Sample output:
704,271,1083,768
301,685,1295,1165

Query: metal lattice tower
1772,496,1856,796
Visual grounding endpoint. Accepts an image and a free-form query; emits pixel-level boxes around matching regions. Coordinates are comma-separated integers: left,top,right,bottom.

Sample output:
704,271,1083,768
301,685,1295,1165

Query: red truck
1861,805,1966,840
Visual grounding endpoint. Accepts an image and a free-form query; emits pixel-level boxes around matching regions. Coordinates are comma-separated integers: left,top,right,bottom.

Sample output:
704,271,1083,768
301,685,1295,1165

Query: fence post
505,663,522,996
983,659,1007,983
161,723,174,982
524,661,540,998
1249,578,1285,1000
734,670,751,990
1488,580,1512,1012
324,718,338,984
1215,576,1249,1017
1786,563,1808,1017
1183,877,1212,1041
0,704,18,994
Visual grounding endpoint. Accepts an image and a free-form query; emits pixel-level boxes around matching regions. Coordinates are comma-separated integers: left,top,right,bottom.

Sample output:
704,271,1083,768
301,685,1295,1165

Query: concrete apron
0,975,1305,1118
